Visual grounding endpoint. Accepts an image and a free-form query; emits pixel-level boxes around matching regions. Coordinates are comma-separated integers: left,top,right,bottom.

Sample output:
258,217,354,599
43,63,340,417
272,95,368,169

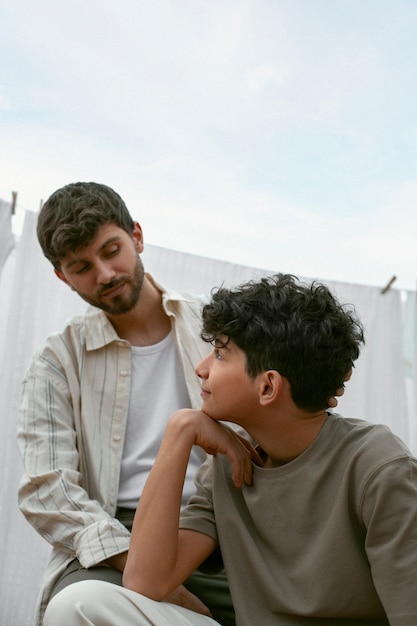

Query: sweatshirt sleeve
361,456,417,625
179,456,218,543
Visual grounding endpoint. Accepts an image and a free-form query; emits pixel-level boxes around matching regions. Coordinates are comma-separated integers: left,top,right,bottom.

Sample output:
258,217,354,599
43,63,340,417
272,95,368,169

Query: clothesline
1,201,417,625
3,194,404,295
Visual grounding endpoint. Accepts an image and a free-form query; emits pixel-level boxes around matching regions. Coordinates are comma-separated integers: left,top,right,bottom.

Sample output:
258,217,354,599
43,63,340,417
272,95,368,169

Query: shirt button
113,435,121,442
120,370,128,376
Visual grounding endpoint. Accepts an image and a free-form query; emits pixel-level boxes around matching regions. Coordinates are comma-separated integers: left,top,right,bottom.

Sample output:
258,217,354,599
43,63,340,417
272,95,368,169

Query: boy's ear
258,370,282,406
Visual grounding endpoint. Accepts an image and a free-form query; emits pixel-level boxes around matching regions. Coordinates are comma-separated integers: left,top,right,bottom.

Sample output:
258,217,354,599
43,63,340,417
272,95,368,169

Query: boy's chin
201,406,223,422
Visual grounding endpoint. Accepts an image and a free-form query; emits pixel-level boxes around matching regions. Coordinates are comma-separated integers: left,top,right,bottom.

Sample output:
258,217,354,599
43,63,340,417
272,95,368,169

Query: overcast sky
1,0,417,290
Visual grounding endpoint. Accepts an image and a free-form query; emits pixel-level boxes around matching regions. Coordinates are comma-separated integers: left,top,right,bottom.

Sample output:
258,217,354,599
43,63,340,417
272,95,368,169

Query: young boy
44,274,417,625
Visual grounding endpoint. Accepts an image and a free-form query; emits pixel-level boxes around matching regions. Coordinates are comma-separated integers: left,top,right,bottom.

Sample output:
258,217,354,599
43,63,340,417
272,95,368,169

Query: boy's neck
255,410,329,467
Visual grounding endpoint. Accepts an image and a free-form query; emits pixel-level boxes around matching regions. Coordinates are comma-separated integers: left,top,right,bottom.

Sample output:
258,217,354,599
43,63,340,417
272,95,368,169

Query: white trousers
43,580,221,626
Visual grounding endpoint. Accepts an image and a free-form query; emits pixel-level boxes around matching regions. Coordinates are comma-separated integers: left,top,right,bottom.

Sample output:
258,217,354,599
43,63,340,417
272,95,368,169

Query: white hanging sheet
0,198,15,276
1,208,416,626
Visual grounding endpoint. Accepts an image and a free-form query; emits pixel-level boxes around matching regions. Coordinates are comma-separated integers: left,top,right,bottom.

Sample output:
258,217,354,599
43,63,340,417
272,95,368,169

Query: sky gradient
1,0,417,290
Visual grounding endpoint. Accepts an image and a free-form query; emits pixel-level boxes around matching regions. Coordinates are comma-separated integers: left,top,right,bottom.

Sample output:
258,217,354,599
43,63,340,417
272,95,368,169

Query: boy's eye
75,265,89,275
214,348,224,360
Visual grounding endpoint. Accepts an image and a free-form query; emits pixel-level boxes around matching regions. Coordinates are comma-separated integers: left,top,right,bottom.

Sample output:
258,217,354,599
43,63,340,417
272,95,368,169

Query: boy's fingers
236,433,264,466
229,439,256,488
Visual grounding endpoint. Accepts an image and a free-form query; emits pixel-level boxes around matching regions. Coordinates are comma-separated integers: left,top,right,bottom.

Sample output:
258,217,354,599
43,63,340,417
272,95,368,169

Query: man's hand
163,584,213,617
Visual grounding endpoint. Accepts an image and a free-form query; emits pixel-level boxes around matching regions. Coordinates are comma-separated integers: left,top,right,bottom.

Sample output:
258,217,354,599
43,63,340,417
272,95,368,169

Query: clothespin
11,191,17,215
381,275,397,294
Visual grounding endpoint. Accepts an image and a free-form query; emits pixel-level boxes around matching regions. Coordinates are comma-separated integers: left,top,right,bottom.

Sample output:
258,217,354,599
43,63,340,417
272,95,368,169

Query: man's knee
44,580,118,625
44,579,221,626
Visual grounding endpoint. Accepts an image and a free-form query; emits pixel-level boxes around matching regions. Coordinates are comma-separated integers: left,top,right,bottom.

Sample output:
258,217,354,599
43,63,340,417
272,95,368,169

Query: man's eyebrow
99,235,122,249
64,256,83,270
63,236,122,270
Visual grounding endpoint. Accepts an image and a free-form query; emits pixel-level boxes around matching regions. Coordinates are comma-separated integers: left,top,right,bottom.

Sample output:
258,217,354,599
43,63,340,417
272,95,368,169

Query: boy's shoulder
326,412,414,468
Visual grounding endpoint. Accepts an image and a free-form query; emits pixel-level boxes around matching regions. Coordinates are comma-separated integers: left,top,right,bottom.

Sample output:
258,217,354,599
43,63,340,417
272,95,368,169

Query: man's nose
96,261,117,284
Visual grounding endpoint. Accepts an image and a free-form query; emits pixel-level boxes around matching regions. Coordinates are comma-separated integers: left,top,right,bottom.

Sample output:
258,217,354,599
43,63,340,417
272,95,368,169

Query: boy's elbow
122,570,169,601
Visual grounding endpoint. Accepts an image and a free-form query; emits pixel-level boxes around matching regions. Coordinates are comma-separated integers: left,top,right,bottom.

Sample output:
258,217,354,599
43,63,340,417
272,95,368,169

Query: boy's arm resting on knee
162,582,215,617
124,525,216,601
103,551,128,571
103,541,214,616
123,410,219,600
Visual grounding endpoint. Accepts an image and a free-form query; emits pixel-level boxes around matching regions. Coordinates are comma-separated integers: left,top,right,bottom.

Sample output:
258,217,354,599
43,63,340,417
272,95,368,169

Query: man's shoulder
39,306,109,351
167,291,208,312
55,305,104,332
161,285,208,319
148,273,208,307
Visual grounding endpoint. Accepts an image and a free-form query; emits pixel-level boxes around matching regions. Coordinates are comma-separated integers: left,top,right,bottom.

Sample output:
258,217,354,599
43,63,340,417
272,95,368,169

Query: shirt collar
83,273,197,350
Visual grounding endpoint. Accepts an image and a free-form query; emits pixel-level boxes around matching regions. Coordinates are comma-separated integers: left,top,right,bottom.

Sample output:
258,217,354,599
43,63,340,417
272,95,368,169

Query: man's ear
54,268,73,289
132,222,144,253
259,370,282,406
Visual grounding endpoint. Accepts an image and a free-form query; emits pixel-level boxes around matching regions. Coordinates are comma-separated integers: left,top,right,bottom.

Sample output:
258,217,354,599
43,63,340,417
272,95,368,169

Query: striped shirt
17,276,210,625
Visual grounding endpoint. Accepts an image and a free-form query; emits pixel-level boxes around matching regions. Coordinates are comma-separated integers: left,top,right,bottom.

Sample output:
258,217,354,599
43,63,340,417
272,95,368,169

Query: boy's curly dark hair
37,182,135,269
201,273,364,412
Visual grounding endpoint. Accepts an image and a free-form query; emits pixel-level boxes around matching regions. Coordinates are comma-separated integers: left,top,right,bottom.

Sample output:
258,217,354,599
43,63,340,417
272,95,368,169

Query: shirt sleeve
361,456,417,625
17,342,131,569
179,456,218,543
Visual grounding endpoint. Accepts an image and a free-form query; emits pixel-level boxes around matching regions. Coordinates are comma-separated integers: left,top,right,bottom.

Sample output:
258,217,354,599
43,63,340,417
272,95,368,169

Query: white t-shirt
118,331,206,508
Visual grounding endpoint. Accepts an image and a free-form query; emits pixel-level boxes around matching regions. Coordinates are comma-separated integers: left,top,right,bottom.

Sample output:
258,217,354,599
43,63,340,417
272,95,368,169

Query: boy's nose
195,354,210,378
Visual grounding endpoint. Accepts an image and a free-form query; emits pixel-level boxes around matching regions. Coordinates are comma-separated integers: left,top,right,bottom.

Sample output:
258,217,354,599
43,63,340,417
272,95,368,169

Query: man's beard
78,256,145,315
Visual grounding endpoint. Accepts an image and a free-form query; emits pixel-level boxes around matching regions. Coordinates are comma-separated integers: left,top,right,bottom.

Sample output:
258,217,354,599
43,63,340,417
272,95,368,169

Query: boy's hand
169,410,263,488
163,584,213,617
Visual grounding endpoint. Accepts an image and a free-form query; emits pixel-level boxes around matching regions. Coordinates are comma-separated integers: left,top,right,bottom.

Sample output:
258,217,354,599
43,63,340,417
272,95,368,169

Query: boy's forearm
123,411,196,597
124,408,257,598
104,551,128,571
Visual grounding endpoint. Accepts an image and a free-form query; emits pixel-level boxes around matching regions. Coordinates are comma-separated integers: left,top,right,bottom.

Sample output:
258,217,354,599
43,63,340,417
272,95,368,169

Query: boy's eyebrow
63,236,122,270
213,337,230,349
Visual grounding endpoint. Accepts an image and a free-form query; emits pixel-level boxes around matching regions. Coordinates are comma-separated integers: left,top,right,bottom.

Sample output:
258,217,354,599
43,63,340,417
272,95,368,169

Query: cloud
246,64,289,92
0,92,9,110
2,0,417,290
